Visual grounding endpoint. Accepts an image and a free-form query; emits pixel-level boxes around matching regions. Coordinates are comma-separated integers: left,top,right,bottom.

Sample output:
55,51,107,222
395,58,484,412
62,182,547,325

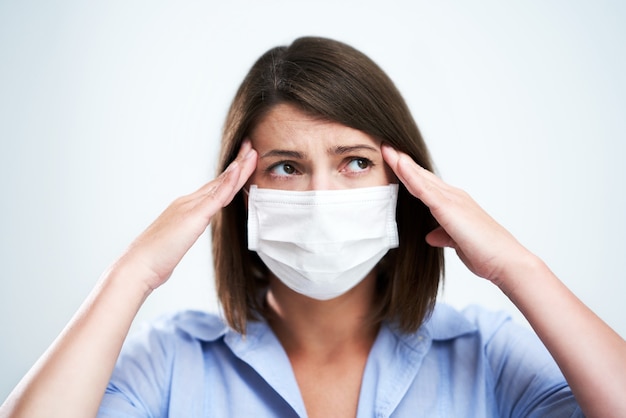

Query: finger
192,141,257,215
425,226,456,248
200,162,243,213
195,140,253,196
381,143,450,212
224,144,257,204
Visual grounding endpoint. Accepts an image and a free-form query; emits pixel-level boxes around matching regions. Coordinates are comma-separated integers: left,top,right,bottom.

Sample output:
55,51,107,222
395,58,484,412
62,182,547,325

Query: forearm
381,145,626,415
0,260,152,418
498,252,626,418
0,145,256,418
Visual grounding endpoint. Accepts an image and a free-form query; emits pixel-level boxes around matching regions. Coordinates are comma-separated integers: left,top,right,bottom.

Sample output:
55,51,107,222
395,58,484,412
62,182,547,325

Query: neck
266,272,380,358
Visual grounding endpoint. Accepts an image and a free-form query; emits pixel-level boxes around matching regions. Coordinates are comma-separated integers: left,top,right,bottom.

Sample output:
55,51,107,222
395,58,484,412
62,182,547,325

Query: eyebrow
259,144,379,160
331,144,379,155
260,149,306,159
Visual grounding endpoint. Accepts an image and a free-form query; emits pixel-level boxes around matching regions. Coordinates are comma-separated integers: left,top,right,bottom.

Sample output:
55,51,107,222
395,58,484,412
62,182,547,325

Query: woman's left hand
381,144,533,286
383,143,626,417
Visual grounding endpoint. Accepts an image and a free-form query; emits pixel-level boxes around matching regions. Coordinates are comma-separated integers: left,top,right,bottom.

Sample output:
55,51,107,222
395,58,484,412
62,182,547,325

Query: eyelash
344,157,375,173
266,157,375,178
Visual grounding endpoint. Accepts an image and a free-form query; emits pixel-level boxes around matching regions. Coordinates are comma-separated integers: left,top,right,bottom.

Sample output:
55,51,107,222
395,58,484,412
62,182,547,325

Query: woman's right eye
268,162,299,177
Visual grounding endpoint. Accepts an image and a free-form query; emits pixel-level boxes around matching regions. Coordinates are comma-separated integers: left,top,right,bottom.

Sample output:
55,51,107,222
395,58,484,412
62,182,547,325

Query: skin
247,104,394,416
381,143,626,417
1,103,625,417
0,142,258,418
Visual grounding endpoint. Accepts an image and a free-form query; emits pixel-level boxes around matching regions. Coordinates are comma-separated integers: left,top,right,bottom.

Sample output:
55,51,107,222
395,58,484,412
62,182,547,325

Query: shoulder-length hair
212,36,443,334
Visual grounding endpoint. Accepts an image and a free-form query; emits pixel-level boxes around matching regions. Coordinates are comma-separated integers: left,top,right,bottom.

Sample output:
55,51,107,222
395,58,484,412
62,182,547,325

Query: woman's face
248,103,394,190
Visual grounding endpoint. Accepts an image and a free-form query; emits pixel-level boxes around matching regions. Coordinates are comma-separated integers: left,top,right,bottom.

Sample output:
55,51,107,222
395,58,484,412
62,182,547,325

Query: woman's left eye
345,158,372,172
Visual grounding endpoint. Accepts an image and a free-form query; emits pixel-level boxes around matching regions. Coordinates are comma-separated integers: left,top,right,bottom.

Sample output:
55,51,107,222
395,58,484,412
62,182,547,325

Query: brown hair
211,36,443,334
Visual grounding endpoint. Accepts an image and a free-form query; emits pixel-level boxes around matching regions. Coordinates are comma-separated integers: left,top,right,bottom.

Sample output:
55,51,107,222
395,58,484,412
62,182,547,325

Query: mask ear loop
242,186,251,210
243,184,258,196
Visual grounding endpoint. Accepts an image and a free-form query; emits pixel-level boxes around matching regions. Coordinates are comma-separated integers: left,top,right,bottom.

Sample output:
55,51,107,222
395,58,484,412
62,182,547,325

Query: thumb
425,226,456,248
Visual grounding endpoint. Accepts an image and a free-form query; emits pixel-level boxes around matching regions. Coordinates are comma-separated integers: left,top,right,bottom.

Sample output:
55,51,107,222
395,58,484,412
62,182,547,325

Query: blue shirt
98,304,582,417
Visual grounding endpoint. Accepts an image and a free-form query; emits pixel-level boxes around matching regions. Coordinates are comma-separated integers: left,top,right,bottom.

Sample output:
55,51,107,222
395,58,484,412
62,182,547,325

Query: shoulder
111,310,231,382
423,303,546,358
100,311,231,415
422,304,544,362
415,304,581,416
410,303,515,342
389,303,545,364
148,309,230,341
128,309,229,345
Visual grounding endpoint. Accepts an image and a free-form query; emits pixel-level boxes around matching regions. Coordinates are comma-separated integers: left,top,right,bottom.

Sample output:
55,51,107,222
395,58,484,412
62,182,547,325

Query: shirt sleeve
478,311,584,418
97,320,175,418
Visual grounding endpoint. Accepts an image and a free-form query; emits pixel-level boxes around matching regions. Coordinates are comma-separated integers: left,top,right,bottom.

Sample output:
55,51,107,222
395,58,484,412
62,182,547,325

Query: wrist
100,256,156,304
492,249,549,301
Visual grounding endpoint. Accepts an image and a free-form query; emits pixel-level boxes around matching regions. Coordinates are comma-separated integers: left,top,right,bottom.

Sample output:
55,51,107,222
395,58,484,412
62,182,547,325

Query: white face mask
247,184,399,300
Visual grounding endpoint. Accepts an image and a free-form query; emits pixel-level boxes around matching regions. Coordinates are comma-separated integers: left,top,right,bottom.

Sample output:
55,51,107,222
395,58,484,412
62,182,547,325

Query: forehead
250,104,380,150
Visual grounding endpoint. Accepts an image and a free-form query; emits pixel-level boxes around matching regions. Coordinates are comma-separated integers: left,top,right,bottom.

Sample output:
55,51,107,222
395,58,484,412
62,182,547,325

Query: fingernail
382,143,399,162
239,139,251,155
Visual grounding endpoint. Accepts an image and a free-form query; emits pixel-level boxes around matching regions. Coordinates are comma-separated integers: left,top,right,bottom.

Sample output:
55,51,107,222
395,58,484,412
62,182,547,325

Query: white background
1,0,625,402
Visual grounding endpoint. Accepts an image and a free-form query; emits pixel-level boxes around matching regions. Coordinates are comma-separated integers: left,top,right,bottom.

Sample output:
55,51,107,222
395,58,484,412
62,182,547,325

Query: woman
2,37,625,417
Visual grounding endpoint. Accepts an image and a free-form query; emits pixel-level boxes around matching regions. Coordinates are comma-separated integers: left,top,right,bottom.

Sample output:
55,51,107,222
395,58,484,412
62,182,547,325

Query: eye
268,162,299,177
345,158,373,173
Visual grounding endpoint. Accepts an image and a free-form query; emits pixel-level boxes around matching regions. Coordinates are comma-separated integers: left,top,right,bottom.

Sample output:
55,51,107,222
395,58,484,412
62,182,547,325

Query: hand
381,144,532,286
118,140,257,291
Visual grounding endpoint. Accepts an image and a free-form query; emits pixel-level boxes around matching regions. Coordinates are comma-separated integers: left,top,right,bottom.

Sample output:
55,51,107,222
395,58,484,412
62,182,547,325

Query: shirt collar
385,303,478,349
424,303,478,340
172,310,229,341
173,302,478,344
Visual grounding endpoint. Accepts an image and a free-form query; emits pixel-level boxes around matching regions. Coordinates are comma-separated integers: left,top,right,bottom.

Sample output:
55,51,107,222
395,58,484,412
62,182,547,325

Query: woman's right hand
0,141,257,418
119,140,257,291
